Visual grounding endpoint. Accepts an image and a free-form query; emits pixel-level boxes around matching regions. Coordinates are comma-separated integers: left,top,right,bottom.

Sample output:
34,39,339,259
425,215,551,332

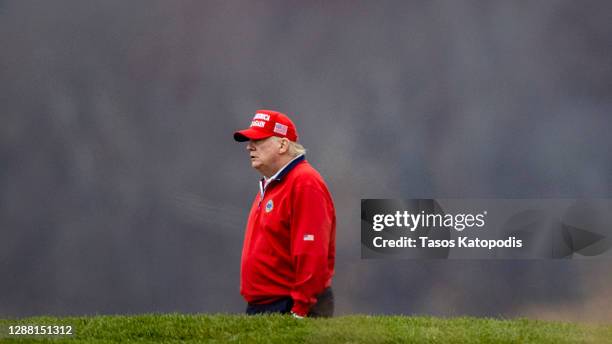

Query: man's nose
246,142,255,151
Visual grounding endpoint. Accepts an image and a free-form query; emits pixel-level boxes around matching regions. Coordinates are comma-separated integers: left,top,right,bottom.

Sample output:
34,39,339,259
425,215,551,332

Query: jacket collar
270,154,305,181
259,154,305,197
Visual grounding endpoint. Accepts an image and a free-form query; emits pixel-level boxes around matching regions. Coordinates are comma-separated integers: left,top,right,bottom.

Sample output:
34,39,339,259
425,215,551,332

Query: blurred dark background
1,0,611,321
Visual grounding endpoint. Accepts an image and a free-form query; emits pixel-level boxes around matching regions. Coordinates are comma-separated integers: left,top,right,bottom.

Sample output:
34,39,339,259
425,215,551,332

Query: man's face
246,136,280,177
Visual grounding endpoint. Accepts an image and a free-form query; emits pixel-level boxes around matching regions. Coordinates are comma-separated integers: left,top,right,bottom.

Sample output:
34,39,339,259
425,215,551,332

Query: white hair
271,136,306,157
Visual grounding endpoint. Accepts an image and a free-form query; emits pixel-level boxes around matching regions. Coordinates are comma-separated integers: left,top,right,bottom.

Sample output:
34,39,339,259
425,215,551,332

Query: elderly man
233,109,336,318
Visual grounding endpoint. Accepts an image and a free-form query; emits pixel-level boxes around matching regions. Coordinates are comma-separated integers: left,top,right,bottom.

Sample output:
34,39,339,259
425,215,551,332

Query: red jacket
240,155,336,316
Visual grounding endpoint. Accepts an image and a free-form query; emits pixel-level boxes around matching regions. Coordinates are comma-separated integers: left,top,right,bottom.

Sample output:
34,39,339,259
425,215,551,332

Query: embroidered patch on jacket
303,234,314,241
265,199,274,213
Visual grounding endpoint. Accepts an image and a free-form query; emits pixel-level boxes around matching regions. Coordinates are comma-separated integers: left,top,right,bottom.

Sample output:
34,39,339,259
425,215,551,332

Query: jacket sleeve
289,184,334,316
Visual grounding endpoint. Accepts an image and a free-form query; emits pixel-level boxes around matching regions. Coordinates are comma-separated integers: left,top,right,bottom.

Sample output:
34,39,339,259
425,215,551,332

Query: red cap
233,109,299,142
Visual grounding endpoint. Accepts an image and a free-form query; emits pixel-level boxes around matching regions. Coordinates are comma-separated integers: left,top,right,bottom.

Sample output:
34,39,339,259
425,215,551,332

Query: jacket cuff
291,301,310,317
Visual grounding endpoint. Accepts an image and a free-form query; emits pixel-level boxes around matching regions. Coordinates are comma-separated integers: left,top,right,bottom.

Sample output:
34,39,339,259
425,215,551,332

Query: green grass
1,314,610,343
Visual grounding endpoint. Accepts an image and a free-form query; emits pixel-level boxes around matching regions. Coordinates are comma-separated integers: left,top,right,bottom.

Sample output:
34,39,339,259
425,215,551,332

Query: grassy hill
1,314,610,343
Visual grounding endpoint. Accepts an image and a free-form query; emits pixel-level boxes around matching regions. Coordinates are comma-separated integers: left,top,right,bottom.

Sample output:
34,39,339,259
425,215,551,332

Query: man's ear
279,138,290,154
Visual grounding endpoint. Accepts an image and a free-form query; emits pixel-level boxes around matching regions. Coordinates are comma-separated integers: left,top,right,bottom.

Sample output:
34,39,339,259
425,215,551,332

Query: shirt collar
267,154,305,181
260,154,305,191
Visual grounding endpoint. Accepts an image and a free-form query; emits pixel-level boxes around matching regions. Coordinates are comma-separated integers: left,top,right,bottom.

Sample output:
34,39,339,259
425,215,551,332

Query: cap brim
233,128,274,142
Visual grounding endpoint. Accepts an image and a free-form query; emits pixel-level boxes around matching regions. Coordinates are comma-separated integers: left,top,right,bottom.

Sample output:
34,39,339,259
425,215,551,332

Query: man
233,109,336,318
